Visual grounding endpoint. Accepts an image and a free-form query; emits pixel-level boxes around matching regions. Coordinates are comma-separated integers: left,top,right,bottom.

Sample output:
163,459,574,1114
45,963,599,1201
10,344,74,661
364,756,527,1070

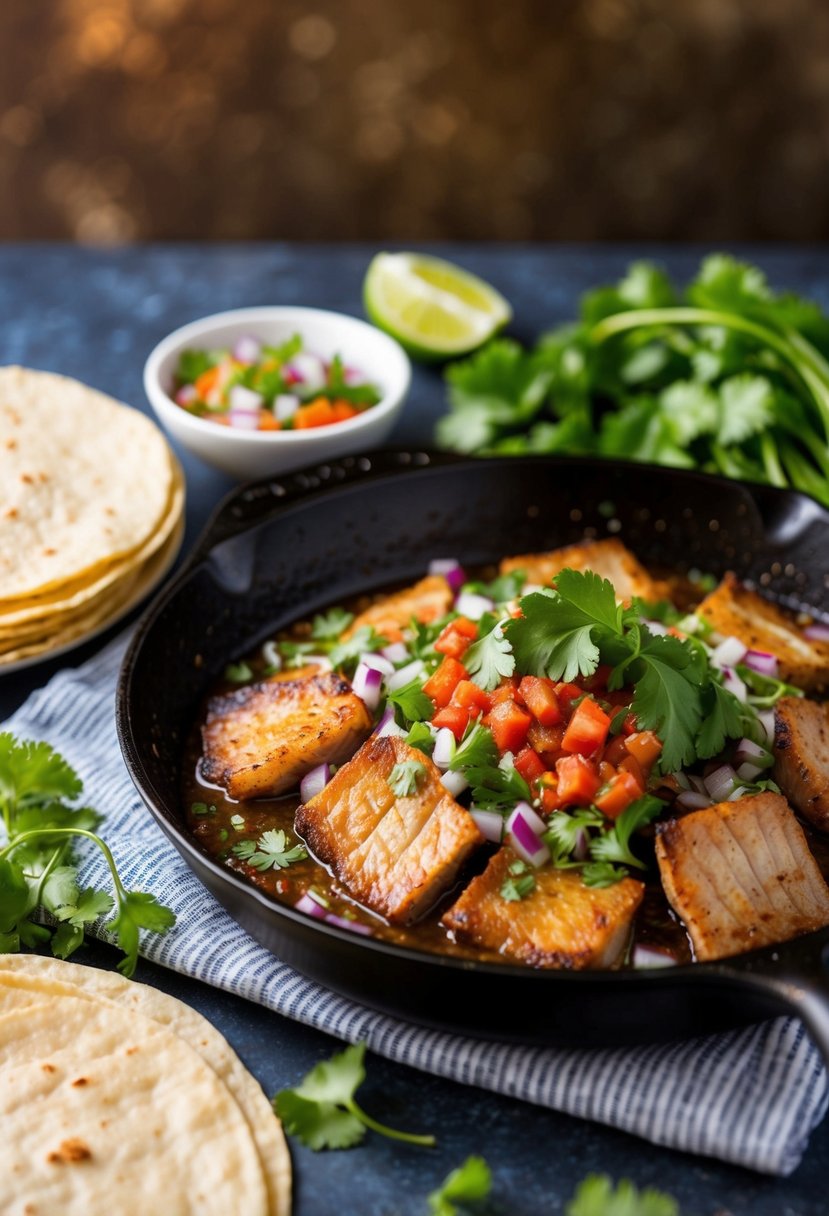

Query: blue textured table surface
1,244,828,1215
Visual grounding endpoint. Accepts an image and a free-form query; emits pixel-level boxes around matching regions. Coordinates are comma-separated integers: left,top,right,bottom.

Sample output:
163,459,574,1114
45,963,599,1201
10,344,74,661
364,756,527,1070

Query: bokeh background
1,0,827,243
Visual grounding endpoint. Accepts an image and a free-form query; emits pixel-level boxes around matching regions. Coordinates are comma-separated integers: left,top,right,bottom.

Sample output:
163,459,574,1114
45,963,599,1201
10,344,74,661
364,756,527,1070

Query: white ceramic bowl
144,306,411,480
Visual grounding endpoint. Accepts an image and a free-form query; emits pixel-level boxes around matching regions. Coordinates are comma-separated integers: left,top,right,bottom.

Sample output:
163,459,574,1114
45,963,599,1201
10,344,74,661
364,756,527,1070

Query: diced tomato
194,365,221,400
554,682,583,713
431,705,469,741
561,696,612,756
451,679,491,717
598,759,616,784
538,772,561,814
583,664,613,693
490,676,524,707
434,616,478,659
595,770,643,819
527,721,564,760
330,399,359,422
257,410,281,431
625,730,662,769
519,676,562,726
423,657,467,709
488,700,532,754
294,398,340,429
618,753,646,790
514,746,546,785
603,734,630,767
555,754,601,807
622,712,638,737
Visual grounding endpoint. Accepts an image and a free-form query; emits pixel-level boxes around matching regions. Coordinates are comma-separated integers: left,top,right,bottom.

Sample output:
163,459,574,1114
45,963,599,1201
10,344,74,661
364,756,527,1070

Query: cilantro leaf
405,722,436,756
589,796,664,871
567,1173,679,1216
311,607,354,640
499,859,536,902
388,678,434,724
387,761,426,797
507,571,621,683
0,859,30,935
273,1042,435,1151
449,722,499,774
463,623,515,691
717,374,775,445
696,679,748,759
231,829,307,871
581,861,629,888
428,1156,492,1216
106,891,176,978
629,634,704,771
329,626,388,673
0,734,81,808
224,661,253,683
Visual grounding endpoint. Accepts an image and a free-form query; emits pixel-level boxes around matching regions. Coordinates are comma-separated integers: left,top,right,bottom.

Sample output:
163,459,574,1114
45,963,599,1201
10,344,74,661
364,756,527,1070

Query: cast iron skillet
117,452,829,1057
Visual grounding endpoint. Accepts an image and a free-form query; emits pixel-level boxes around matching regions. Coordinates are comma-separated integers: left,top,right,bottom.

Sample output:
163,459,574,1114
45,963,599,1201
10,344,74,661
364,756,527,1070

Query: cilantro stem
347,1099,436,1147
0,827,128,905
29,845,64,912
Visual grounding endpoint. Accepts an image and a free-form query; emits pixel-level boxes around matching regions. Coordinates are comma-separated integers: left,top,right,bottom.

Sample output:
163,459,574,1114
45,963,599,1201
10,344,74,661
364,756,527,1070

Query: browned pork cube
201,671,372,800
442,847,644,969
655,792,829,962
295,735,484,923
499,538,668,604
344,575,453,643
774,696,829,833
697,575,829,692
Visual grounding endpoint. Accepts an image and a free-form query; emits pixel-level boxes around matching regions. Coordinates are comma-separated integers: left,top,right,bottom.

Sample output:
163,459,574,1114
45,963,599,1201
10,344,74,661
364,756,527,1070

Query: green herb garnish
499,858,536,902
567,1173,679,1216
224,661,253,683
388,761,427,797
428,1156,492,1215
231,829,307,871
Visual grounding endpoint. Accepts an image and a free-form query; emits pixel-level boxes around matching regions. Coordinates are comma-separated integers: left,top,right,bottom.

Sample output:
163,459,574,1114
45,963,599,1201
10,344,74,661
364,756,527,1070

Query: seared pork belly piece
774,696,829,832
202,672,372,800
655,792,829,961
697,574,829,692
345,575,453,643
442,847,644,969
499,538,668,604
295,735,484,924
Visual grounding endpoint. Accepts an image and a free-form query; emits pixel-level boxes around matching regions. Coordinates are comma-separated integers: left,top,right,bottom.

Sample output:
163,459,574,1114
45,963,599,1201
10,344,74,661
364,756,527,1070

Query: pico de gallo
171,332,382,431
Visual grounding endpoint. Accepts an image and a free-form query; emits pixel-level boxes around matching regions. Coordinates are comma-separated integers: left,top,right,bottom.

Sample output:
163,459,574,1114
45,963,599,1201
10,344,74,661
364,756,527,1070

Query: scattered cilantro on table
0,733,175,976
566,1174,679,1216
427,1156,492,1215
437,253,829,507
273,1041,435,1150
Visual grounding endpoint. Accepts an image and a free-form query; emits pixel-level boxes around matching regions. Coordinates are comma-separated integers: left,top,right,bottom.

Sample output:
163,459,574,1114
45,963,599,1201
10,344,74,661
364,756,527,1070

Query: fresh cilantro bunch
0,733,175,976
504,569,759,772
437,254,829,507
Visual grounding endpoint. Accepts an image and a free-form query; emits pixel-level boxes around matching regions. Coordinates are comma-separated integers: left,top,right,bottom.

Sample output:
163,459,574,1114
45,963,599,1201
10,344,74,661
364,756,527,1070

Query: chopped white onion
274,393,300,421
352,661,383,710
440,769,469,798
670,771,691,791
758,709,776,746
175,384,198,407
287,352,326,393
454,592,494,621
300,763,331,803
704,764,739,803
470,808,504,842
261,640,282,671
229,384,264,412
359,652,395,677
432,728,457,770
228,410,259,431
675,790,712,811
506,802,550,868
380,641,409,664
386,659,425,692
736,761,763,781
721,667,747,703
428,559,466,593
232,334,262,364
632,945,678,969
728,785,749,802
711,637,747,669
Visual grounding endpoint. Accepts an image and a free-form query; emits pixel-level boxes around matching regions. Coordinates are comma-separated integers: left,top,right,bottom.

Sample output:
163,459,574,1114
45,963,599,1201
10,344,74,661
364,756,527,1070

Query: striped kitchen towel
3,634,827,1176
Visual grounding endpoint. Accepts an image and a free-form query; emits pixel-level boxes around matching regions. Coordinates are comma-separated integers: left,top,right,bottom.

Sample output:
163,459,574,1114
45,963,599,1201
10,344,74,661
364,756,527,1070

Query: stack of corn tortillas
0,954,291,1215
0,366,184,668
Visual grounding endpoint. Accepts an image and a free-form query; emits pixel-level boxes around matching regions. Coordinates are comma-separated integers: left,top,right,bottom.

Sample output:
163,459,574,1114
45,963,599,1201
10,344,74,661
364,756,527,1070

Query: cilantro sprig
231,829,307,871
428,1157,492,1215
388,761,427,796
0,733,174,975
273,1041,435,1150
567,1174,679,1216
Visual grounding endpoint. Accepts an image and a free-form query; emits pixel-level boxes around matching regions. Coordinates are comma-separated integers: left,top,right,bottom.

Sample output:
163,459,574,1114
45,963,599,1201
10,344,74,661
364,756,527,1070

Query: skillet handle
715,928,829,1067
187,448,460,566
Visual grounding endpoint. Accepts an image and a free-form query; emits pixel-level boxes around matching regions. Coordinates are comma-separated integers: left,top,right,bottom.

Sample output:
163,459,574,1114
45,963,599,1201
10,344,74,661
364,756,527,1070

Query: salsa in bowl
144,306,411,480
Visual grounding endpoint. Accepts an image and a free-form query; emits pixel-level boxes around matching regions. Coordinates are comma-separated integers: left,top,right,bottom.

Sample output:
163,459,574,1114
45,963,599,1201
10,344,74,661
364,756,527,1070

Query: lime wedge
364,252,512,360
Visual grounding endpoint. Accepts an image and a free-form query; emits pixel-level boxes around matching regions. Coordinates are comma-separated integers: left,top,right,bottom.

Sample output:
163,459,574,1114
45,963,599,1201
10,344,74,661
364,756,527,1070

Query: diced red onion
727,785,749,802
295,892,328,919
352,661,383,710
286,352,326,393
274,393,300,421
324,912,374,936
633,945,678,969
440,769,469,798
300,763,331,803
380,641,409,664
386,659,425,692
712,637,747,668
374,705,405,738
743,649,778,678
704,764,738,803
228,409,260,431
804,622,829,643
428,559,467,594
758,709,776,746
572,827,590,861
432,728,457,770
359,652,395,677
175,384,198,407
232,334,262,364
469,808,504,842
675,790,712,811
342,365,366,385
506,802,550,868
721,667,747,703
454,592,494,621
229,384,264,412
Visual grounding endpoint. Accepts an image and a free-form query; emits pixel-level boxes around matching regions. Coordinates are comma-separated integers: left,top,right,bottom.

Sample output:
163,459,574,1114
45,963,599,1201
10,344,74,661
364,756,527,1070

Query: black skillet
117,452,829,1059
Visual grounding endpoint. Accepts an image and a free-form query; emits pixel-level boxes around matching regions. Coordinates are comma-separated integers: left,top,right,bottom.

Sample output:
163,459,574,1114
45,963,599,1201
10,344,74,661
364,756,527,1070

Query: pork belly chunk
442,847,644,969
295,736,484,924
774,696,829,832
697,574,829,692
345,575,453,643
655,792,829,962
499,538,668,604
201,671,372,800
